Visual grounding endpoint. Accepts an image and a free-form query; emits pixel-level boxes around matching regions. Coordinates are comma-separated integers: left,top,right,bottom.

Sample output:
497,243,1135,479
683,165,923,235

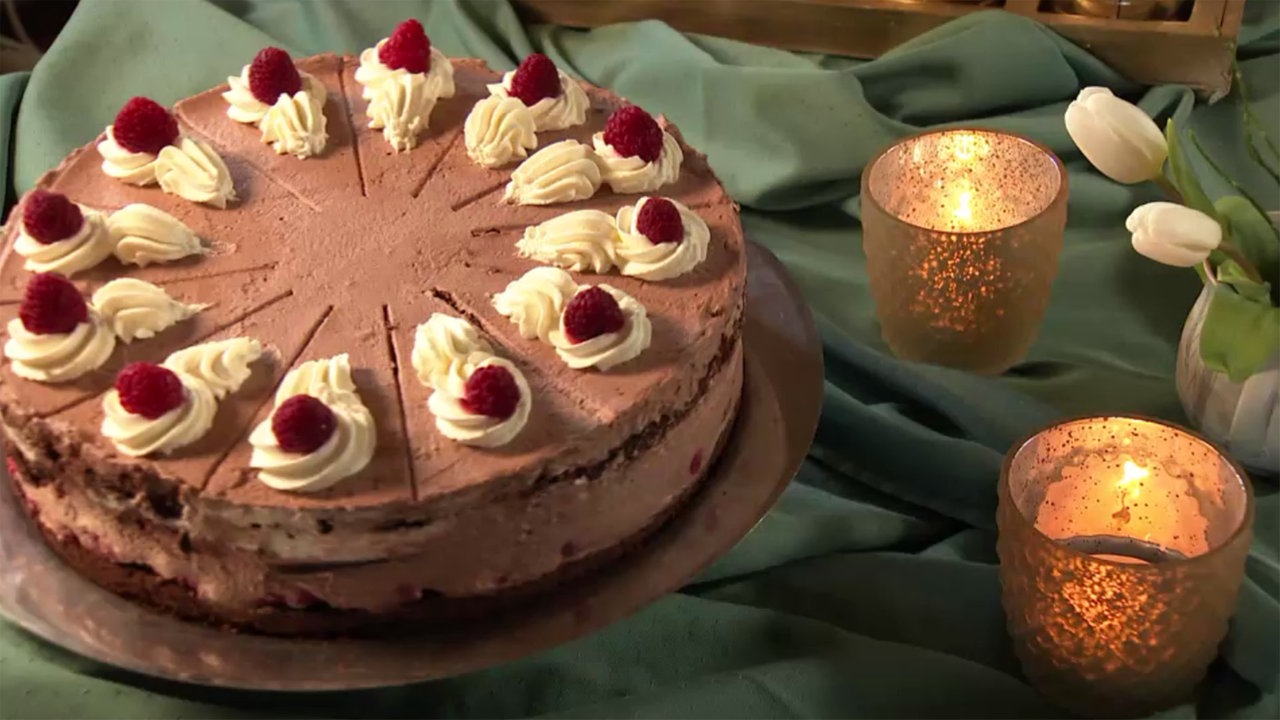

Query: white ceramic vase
1175,212,1280,476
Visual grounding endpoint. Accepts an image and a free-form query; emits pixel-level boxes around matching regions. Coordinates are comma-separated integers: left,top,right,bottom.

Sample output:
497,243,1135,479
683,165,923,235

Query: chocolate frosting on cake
0,53,746,634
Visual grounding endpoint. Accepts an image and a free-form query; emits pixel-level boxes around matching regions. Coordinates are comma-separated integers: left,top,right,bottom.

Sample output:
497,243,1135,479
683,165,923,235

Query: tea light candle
860,128,1067,374
997,416,1253,717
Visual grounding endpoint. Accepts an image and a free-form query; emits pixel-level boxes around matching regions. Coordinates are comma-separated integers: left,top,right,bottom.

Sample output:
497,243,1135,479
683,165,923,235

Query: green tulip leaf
1165,119,1216,216
1200,284,1280,382
1215,259,1273,304
1215,195,1280,282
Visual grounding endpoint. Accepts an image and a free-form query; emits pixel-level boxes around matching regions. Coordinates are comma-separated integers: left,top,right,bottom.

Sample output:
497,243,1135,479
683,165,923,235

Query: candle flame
1117,460,1148,501
954,190,973,226
952,132,979,162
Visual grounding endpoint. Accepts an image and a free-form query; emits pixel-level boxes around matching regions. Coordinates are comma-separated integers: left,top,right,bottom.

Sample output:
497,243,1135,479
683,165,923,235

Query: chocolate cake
0,23,745,636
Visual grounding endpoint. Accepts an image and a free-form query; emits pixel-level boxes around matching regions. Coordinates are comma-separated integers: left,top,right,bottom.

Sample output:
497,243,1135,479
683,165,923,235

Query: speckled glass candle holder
861,129,1067,374
997,416,1254,718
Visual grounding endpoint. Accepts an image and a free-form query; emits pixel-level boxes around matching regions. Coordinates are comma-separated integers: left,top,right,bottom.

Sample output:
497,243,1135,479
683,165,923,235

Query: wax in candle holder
997,416,1253,718
861,129,1067,374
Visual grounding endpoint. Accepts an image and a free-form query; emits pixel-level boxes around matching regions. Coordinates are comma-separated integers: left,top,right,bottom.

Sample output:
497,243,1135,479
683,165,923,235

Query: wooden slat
512,0,1244,99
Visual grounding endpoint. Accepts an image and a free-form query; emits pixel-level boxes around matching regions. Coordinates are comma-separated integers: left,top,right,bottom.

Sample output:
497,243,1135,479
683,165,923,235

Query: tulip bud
1126,202,1222,267
1064,87,1168,184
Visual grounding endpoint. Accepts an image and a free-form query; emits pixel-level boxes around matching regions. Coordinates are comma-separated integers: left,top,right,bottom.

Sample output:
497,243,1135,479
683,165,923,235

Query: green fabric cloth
2,0,1278,716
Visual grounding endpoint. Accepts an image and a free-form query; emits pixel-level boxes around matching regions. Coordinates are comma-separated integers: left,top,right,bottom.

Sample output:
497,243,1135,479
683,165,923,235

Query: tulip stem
1155,175,1183,203
1215,241,1265,285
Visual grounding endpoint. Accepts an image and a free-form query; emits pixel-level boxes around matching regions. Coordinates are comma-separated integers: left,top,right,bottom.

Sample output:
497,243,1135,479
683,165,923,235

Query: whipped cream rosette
91,279,207,343
107,203,205,267
464,95,537,168
515,209,619,273
504,140,602,206
492,266,580,343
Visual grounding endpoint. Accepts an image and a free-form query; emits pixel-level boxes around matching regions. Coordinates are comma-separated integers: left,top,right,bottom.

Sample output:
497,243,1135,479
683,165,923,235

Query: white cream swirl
488,69,589,132
97,126,159,185
366,72,436,152
492,266,579,343
15,208,113,276
464,95,537,168
250,354,376,493
615,197,710,281
411,313,493,390
4,313,116,383
549,285,652,371
163,337,263,398
223,66,326,125
593,130,683,195
259,90,328,159
504,140,601,206
101,371,216,456
91,279,207,343
154,137,237,208
107,203,204,266
515,209,618,273
355,42,455,102
427,356,531,448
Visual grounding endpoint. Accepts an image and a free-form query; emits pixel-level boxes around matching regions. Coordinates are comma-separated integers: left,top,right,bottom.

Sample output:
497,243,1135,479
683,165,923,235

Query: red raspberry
461,365,521,420
19,273,87,335
563,287,625,344
21,189,84,244
248,47,303,104
636,197,683,244
111,97,179,155
508,53,561,106
272,394,337,454
115,363,186,419
602,105,664,163
378,19,432,74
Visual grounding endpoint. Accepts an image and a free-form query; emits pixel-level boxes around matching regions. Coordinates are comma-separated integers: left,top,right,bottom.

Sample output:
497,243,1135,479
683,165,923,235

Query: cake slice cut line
334,66,368,199
381,303,417,501
409,128,463,199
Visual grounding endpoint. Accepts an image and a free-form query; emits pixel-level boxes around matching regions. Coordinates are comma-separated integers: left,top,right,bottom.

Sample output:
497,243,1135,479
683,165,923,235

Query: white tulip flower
1126,202,1222,267
1065,87,1168,184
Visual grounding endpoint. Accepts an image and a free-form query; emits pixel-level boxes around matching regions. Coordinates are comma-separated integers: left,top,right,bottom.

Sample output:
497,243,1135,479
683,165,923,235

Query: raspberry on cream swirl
492,266,579,343
14,190,114,277
515,209,619,273
4,273,115,383
411,313,494,390
91,279,207,343
223,47,329,159
549,285,652,371
615,197,710,281
355,21,456,151
504,140,602,206
98,126,161,186
97,97,179,186
249,354,376,494
107,203,204,267
593,105,682,195
101,362,218,457
487,53,588,132
427,355,532,448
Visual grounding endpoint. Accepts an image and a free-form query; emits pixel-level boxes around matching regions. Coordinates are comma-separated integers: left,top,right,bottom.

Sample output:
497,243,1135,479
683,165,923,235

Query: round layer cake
0,32,745,635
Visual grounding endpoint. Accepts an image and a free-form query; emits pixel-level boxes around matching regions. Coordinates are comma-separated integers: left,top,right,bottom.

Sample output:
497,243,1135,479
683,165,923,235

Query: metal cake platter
0,242,823,691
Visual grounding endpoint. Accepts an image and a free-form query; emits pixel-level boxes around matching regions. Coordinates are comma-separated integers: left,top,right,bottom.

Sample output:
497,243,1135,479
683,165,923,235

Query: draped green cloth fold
1,1,1276,717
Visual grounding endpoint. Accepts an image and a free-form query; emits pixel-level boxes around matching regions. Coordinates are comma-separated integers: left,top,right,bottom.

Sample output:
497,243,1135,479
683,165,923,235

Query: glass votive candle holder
997,415,1254,718
860,128,1068,374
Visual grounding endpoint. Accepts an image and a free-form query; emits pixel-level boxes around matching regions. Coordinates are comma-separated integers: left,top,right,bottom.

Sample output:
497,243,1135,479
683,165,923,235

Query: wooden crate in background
512,0,1247,99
